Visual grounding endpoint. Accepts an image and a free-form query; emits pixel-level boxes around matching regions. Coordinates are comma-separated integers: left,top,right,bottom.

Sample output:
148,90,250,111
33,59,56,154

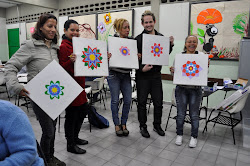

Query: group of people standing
3,9,205,166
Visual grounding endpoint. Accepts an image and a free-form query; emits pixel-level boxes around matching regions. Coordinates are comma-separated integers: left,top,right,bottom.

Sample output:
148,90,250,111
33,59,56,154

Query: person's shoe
122,125,129,136
189,137,197,148
153,125,165,136
175,135,183,146
140,127,150,138
115,125,123,137
75,138,88,145
47,159,57,166
51,156,66,166
67,144,86,154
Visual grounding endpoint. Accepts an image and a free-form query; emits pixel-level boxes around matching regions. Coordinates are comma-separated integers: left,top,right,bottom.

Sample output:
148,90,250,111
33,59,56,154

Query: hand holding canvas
138,53,142,60
19,88,30,97
169,36,174,46
107,52,112,61
142,64,153,72
170,66,175,74
69,53,76,63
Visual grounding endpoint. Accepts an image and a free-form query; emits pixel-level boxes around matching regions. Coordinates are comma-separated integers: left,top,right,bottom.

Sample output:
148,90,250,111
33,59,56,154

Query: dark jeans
175,85,202,138
136,76,163,128
64,103,88,144
31,101,57,161
107,71,132,126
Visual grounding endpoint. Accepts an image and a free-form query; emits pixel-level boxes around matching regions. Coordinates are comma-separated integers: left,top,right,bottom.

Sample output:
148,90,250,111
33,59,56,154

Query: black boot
140,126,150,138
67,143,86,154
153,125,165,136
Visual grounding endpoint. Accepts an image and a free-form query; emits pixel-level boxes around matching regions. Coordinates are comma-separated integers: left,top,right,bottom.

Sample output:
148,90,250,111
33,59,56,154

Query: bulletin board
26,22,36,40
190,0,249,60
97,10,134,42
70,14,96,39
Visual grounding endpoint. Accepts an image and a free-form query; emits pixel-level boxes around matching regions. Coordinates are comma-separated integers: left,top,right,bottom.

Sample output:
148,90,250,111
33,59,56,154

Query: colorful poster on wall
70,14,96,39
25,60,83,120
173,54,208,86
108,36,138,69
73,37,108,76
97,10,133,42
190,0,249,60
142,34,170,66
26,22,36,40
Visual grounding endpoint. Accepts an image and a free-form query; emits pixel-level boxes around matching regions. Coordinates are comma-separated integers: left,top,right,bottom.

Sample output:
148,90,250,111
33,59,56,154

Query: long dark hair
32,13,58,44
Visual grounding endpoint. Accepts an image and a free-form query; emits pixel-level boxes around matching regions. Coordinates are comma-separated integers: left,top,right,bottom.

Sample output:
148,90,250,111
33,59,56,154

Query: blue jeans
175,85,202,138
107,70,132,126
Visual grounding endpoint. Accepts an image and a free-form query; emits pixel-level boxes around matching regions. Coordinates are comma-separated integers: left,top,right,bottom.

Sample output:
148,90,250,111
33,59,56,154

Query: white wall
0,17,8,61
58,16,68,44
159,2,190,102
133,6,151,38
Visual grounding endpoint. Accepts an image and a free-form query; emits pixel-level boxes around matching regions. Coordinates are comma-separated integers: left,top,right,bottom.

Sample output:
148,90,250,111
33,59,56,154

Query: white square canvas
173,54,208,86
25,60,83,120
142,34,170,66
73,37,109,76
108,36,138,69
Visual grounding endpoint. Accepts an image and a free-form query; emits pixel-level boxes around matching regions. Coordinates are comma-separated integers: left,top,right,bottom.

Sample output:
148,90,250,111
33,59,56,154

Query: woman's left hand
170,36,174,46
108,52,112,61
138,53,142,60
69,53,76,63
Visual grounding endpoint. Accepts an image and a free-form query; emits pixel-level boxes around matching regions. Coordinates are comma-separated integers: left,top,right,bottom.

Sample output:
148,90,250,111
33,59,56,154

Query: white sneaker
189,137,197,148
175,135,183,146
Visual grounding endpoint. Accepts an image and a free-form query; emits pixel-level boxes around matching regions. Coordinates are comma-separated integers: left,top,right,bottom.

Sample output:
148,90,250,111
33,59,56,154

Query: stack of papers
215,86,250,111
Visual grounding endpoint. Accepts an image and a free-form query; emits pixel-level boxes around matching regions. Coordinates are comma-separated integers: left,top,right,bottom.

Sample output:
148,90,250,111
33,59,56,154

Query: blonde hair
141,10,156,23
113,18,129,33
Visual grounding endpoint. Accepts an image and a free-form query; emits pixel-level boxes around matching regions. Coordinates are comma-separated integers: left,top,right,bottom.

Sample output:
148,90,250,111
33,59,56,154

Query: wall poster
190,0,249,60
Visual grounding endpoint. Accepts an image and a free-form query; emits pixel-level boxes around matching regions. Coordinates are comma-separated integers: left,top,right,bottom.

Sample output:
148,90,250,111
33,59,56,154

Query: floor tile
150,156,172,166
134,152,157,164
3,93,250,166
126,159,149,166
109,154,132,166
215,156,236,166
197,151,217,163
174,154,196,166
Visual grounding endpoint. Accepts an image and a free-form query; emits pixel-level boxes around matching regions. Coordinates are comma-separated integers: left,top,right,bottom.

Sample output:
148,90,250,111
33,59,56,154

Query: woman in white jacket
4,14,65,166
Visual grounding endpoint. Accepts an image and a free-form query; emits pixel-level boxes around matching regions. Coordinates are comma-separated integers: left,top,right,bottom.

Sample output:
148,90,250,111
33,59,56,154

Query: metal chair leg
230,114,236,144
58,115,61,133
165,104,173,131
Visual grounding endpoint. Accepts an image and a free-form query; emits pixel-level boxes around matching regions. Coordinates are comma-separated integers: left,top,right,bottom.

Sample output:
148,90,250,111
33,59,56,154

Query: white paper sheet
108,36,138,69
173,53,208,86
142,34,169,66
25,60,83,120
73,37,109,76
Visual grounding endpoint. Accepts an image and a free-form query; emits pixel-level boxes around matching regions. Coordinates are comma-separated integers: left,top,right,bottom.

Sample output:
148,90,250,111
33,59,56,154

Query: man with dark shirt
135,10,174,138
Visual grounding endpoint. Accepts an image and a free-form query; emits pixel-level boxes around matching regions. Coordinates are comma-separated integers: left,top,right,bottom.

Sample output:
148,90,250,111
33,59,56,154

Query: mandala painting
82,46,103,70
151,43,163,57
45,81,64,100
181,61,202,79
119,46,130,56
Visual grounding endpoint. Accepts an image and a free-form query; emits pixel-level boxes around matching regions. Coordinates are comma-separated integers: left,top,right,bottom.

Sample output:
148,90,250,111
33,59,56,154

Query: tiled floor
1,91,250,166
